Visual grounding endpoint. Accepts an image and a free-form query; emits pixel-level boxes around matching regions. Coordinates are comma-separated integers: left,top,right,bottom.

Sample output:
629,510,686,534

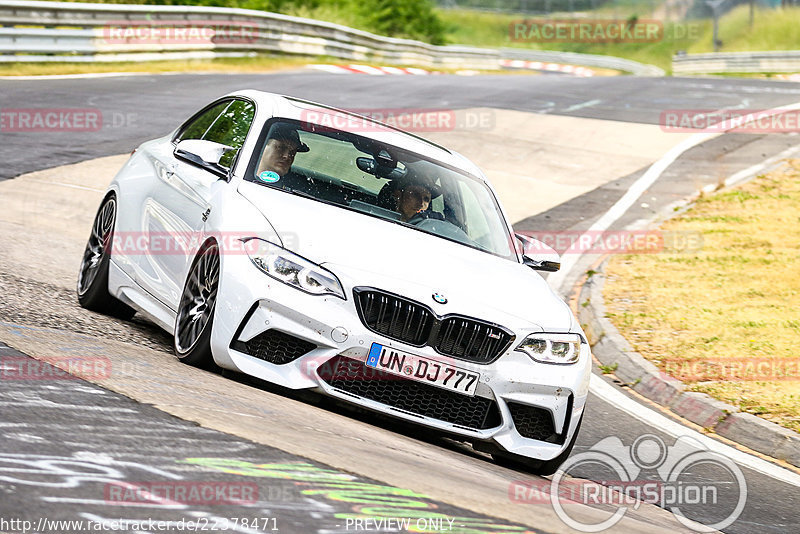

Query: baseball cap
398,172,442,199
267,123,310,152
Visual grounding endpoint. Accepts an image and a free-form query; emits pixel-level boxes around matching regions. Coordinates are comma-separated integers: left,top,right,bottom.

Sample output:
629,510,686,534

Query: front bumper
211,253,591,461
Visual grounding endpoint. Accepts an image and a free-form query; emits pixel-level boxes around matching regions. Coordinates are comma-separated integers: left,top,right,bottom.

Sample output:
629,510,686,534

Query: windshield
245,119,515,260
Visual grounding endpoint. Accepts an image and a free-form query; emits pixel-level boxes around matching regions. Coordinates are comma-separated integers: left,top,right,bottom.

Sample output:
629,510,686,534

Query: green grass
445,5,800,73
437,5,800,72
0,55,318,76
437,8,707,71
686,5,800,53
603,161,800,433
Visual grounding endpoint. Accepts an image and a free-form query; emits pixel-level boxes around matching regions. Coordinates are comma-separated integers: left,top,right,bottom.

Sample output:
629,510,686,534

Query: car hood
238,182,573,330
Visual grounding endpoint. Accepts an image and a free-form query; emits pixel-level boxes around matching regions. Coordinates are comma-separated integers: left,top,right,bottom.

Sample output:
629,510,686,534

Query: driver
394,174,444,223
257,123,310,178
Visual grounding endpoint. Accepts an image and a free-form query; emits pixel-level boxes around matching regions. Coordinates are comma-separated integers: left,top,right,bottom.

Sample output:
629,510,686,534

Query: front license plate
365,343,480,396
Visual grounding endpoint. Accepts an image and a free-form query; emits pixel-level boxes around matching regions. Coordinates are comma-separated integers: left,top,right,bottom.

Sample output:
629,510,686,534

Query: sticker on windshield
259,171,280,183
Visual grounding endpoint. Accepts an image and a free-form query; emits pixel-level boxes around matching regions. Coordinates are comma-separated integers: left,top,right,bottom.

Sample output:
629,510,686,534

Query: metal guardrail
0,0,663,75
673,50,800,74
501,47,664,76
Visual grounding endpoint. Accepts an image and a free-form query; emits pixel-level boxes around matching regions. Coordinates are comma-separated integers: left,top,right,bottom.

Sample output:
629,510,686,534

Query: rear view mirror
356,156,406,180
356,156,377,174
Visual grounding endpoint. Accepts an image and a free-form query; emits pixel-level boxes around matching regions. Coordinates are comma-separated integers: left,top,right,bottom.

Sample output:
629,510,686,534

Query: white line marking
553,99,800,483
346,64,386,75
307,64,349,74
590,375,800,487
547,130,716,291
701,143,800,194
563,99,601,113
380,66,407,75
0,401,136,412
550,99,800,292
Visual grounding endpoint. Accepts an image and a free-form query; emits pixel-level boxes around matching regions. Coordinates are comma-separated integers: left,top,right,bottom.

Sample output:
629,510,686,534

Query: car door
137,98,255,311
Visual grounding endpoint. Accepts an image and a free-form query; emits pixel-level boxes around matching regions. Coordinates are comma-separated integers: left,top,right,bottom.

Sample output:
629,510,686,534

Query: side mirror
516,233,561,272
175,139,235,176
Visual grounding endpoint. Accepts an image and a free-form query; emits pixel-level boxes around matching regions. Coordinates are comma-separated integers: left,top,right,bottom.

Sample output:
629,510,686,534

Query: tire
492,414,584,476
174,241,220,369
77,194,136,320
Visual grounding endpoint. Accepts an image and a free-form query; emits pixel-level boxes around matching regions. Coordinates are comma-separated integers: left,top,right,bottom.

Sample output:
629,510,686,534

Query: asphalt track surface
0,340,548,534
3,73,800,180
1,71,800,534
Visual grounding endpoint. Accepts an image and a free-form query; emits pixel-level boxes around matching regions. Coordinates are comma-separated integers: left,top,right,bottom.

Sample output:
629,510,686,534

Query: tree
358,0,446,44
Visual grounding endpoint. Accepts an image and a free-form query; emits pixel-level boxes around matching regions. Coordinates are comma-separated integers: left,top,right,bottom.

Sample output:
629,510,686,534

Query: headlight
515,333,582,365
244,239,345,299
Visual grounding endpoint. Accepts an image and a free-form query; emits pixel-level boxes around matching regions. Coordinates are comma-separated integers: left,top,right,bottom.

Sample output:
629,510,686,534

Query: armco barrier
0,0,663,75
501,47,665,76
673,50,800,74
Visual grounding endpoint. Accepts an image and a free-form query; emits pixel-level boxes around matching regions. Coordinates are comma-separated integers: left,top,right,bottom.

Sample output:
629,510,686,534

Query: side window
203,100,255,168
175,99,255,170
175,102,228,144
458,180,491,240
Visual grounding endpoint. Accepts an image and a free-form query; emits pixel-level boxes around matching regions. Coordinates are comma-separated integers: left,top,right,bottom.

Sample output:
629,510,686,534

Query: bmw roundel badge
432,292,448,304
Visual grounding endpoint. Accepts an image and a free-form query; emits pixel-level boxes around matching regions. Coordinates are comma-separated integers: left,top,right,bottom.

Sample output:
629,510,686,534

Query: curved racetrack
1,71,799,534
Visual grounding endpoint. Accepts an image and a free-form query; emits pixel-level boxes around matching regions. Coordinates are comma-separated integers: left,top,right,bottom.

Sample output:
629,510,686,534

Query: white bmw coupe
77,91,591,474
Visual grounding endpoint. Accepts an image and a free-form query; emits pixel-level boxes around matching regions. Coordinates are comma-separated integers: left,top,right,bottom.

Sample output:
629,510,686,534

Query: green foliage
43,1,800,63
687,5,800,53
599,362,618,374
60,0,445,44
357,0,445,44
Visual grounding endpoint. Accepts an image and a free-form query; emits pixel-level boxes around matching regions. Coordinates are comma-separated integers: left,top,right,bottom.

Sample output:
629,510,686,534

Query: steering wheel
406,212,429,226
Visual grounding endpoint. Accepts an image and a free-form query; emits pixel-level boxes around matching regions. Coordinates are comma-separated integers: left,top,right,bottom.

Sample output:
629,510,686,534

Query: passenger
393,175,444,223
257,123,309,178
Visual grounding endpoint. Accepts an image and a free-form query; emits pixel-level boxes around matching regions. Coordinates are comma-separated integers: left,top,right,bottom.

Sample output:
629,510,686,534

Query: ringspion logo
511,434,747,532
